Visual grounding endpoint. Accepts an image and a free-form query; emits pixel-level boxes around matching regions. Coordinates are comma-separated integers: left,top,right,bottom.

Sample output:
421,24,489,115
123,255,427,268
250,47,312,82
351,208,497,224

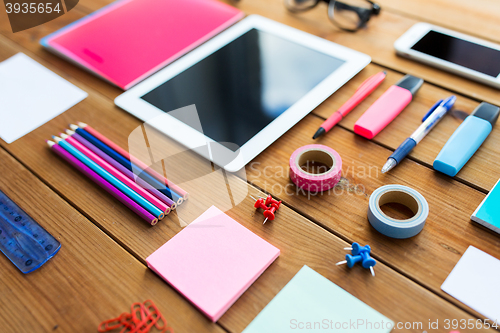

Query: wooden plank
1,110,495,333
244,112,500,316
2,7,499,194
3,0,500,110
220,0,500,107
115,123,499,332
0,147,226,333
378,0,500,44
0,28,494,332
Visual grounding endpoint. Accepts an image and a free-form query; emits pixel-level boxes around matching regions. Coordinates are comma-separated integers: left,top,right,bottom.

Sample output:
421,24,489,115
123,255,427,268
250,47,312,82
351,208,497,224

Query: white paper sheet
0,53,87,143
441,246,500,322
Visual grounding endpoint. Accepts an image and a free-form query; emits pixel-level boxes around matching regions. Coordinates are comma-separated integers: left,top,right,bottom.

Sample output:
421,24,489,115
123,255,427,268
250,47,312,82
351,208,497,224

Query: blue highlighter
434,102,500,176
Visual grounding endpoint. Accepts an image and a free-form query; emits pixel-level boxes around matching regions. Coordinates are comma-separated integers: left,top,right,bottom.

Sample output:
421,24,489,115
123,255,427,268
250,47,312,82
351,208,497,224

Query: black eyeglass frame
285,0,381,32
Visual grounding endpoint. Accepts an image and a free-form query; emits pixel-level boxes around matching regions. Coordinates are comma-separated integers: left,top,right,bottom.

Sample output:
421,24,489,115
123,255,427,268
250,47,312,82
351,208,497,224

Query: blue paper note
472,178,500,235
243,265,393,333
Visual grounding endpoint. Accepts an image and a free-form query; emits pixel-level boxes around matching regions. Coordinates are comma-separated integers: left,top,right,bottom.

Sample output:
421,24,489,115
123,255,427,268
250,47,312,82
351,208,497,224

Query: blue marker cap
434,102,500,176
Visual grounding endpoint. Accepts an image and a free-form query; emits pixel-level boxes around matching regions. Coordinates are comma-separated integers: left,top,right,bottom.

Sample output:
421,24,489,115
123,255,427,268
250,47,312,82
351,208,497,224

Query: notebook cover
146,206,280,322
243,265,393,333
471,178,500,235
40,0,243,89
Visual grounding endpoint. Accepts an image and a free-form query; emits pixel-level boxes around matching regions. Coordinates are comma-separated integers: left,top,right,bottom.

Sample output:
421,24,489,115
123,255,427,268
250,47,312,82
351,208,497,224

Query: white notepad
441,246,500,322
0,53,87,144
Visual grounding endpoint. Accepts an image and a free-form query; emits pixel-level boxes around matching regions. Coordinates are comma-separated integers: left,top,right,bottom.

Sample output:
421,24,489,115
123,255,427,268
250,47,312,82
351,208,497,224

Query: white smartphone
394,23,500,89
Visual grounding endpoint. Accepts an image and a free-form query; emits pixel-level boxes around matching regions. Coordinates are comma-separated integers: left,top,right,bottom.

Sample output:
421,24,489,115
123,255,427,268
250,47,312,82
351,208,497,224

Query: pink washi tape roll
289,144,342,192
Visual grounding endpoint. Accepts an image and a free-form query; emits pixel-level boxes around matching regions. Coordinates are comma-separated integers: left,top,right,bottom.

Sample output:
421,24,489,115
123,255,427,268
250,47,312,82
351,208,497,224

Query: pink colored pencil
61,133,170,216
78,122,188,200
47,140,158,225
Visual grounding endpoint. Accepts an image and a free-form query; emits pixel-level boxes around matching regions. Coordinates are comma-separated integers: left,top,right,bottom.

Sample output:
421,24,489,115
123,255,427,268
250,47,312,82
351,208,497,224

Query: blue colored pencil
67,130,176,210
70,125,182,204
54,137,164,219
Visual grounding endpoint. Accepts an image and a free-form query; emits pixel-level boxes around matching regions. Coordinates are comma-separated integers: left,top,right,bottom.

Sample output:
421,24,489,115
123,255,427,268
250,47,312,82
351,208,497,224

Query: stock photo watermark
4,0,79,32
124,104,381,226
249,161,378,200
127,105,248,225
290,318,498,331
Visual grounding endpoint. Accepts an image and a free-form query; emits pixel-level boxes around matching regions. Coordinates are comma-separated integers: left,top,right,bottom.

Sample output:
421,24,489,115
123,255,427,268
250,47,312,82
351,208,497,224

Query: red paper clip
98,313,130,333
97,300,173,333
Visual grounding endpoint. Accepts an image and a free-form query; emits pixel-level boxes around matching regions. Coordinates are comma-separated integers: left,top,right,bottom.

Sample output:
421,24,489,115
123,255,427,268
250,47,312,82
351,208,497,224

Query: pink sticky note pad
41,0,243,89
146,206,280,322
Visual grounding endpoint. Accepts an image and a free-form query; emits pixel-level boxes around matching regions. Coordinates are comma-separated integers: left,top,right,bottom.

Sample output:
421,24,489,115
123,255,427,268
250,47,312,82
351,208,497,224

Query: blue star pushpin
336,242,376,276
344,243,371,255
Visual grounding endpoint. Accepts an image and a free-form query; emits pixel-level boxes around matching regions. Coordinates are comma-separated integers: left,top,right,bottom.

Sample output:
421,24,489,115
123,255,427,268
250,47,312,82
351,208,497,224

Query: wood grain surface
0,0,499,332
378,0,500,44
0,141,226,333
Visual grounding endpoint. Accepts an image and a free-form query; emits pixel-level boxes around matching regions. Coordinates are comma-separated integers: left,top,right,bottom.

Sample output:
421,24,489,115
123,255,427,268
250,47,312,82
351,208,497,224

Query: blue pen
382,95,457,173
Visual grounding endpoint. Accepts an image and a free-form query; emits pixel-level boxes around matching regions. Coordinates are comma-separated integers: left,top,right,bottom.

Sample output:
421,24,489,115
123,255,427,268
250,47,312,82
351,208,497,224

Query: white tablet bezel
394,23,500,89
115,15,370,172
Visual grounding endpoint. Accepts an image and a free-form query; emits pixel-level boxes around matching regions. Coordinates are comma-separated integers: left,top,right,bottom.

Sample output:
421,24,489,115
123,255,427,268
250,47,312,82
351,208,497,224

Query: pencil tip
46,140,55,147
77,122,87,127
69,124,79,131
61,133,68,139
383,71,387,75
66,129,75,135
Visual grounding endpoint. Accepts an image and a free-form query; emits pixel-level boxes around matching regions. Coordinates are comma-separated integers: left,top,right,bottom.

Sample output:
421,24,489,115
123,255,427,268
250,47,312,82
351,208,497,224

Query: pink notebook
146,206,280,322
40,0,243,89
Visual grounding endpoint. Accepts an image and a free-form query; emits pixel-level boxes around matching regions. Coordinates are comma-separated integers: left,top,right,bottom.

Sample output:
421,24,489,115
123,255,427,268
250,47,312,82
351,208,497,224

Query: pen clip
422,100,443,122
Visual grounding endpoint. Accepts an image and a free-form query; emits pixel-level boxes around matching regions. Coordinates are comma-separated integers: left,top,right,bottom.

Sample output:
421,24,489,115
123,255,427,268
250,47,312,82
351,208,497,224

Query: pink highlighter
354,75,423,139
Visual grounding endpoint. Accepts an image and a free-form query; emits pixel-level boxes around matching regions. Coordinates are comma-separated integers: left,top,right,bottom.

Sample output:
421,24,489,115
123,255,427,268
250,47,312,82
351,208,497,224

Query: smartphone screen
411,30,500,77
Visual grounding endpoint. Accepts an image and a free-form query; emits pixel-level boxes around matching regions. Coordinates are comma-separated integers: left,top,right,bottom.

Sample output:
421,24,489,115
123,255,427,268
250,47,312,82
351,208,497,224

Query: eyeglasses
284,0,381,32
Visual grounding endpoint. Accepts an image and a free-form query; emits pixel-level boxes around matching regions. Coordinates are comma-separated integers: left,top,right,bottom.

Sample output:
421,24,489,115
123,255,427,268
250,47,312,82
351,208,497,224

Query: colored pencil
73,125,181,206
70,125,183,205
53,137,165,220
47,141,158,225
61,133,171,215
66,130,177,210
78,122,188,200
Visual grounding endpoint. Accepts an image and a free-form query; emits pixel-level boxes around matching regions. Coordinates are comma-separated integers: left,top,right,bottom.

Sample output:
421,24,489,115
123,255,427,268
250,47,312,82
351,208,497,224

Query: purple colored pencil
48,141,158,225
68,131,176,210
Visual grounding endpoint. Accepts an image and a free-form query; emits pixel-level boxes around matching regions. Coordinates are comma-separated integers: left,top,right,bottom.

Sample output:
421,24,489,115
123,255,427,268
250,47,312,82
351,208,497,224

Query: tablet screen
141,28,344,151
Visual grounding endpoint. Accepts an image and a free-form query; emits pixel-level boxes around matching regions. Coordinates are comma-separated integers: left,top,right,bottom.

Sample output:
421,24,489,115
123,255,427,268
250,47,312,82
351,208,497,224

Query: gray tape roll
368,185,429,239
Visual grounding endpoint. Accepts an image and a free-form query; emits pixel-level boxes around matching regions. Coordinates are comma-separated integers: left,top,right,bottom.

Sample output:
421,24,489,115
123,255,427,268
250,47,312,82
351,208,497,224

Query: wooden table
1,0,499,332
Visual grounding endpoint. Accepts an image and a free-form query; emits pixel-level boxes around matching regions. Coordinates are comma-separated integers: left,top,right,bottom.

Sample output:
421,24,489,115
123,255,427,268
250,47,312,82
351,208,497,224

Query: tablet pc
115,15,370,172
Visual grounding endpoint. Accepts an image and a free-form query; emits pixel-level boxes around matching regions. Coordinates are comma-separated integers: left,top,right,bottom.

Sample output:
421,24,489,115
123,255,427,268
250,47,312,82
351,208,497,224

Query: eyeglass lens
328,0,374,31
284,0,319,12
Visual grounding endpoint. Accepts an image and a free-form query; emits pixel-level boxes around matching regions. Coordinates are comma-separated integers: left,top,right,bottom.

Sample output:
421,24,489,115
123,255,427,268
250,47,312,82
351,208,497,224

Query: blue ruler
0,189,61,273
